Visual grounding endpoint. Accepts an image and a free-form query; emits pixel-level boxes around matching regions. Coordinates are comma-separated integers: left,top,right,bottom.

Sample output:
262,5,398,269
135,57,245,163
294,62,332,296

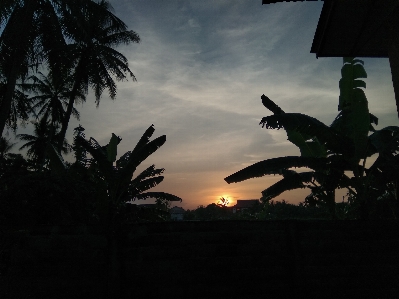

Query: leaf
131,165,164,182
260,95,325,157
341,64,354,82
353,64,367,79
352,59,364,65
261,94,284,115
260,170,332,202
77,135,114,180
224,156,328,184
370,113,378,126
261,176,305,201
353,79,366,89
119,135,166,187
133,192,182,202
131,124,155,154
353,88,367,104
106,133,120,163
341,100,370,161
343,57,355,64
287,130,326,158
343,57,364,66
129,176,165,197
260,113,351,156
368,126,399,155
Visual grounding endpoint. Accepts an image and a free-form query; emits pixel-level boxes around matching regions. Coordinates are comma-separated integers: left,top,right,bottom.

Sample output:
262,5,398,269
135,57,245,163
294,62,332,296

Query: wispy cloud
10,1,396,209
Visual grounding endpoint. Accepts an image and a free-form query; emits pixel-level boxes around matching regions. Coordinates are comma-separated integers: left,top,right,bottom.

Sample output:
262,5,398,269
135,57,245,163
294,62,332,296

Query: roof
262,0,399,58
234,200,260,208
311,0,399,58
262,0,399,117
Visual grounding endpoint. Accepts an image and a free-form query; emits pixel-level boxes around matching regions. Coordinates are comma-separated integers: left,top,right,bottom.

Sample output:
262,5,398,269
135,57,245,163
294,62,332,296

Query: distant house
232,200,260,213
170,206,185,221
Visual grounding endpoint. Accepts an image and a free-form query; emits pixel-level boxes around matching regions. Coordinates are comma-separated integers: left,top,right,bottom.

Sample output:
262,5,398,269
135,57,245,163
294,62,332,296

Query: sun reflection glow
217,195,232,207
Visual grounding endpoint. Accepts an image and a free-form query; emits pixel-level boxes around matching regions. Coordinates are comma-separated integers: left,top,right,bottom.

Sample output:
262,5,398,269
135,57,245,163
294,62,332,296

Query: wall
1,221,398,298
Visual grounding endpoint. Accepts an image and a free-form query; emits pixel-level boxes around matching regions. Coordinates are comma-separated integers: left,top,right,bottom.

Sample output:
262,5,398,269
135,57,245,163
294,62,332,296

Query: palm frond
100,30,140,47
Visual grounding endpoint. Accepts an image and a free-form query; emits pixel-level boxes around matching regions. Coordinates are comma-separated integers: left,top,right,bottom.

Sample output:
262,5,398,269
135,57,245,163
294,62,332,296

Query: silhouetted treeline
183,199,397,221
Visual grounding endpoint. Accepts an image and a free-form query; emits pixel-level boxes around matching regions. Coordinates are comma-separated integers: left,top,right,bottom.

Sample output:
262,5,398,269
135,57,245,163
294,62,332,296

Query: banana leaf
133,192,182,202
259,113,353,156
129,176,165,197
224,156,329,184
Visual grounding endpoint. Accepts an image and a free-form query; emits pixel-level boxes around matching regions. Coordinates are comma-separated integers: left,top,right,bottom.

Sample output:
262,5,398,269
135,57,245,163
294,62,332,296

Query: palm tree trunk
0,1,36,136
0,70,18,136
57,64,84,151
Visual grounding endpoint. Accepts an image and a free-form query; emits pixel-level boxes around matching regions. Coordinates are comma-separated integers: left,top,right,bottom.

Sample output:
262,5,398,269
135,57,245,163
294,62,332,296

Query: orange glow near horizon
217,195,234,207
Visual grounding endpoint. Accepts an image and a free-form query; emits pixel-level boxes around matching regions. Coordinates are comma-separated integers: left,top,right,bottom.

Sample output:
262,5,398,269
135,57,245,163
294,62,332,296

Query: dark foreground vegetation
225,58,399,220
184,198,398,221
1,1,398,298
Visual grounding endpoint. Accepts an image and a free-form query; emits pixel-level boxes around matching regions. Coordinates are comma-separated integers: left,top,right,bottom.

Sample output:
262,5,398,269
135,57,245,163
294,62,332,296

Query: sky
9,0,398,210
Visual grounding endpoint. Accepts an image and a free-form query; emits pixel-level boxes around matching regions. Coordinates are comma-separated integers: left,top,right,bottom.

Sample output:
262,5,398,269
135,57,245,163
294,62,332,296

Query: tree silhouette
225,58,399,219
17,117,70,170
57,0,140,150
25,71,85,129
0,0,137,136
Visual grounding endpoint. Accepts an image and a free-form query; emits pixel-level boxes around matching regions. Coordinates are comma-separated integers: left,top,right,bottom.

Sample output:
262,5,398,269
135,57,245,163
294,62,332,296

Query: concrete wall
1,221,398,298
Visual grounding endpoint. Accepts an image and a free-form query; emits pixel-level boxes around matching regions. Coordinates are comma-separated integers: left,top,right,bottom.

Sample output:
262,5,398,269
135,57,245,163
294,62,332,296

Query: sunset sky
11,0,398,210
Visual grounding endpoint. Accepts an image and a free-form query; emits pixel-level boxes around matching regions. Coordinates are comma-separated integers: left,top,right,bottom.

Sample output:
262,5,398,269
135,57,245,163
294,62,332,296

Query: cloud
8,1,397,210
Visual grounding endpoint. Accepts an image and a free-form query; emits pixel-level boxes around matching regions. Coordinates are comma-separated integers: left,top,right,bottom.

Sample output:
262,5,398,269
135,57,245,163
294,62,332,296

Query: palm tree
17,117,70,170
1,76,34,133
0,0,133,136
24,71,84,129
57,0,140,150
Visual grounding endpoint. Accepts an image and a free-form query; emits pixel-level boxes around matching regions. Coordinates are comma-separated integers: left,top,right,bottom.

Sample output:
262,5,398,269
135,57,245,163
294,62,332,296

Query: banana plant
48,124,181,298
225,58,398,219
47,124,182,223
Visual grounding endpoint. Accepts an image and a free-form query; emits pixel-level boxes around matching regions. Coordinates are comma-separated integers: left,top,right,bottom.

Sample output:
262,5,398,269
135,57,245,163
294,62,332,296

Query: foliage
0,136,15,159
0,170,98,226
46,124,182,225
0,0,140,141
217,196,229,207
57,0,140,150
182,200,365,220
23,71,84,128
16,117,70,170
184,203,232,221
225,58,399,219
0,78,33,133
